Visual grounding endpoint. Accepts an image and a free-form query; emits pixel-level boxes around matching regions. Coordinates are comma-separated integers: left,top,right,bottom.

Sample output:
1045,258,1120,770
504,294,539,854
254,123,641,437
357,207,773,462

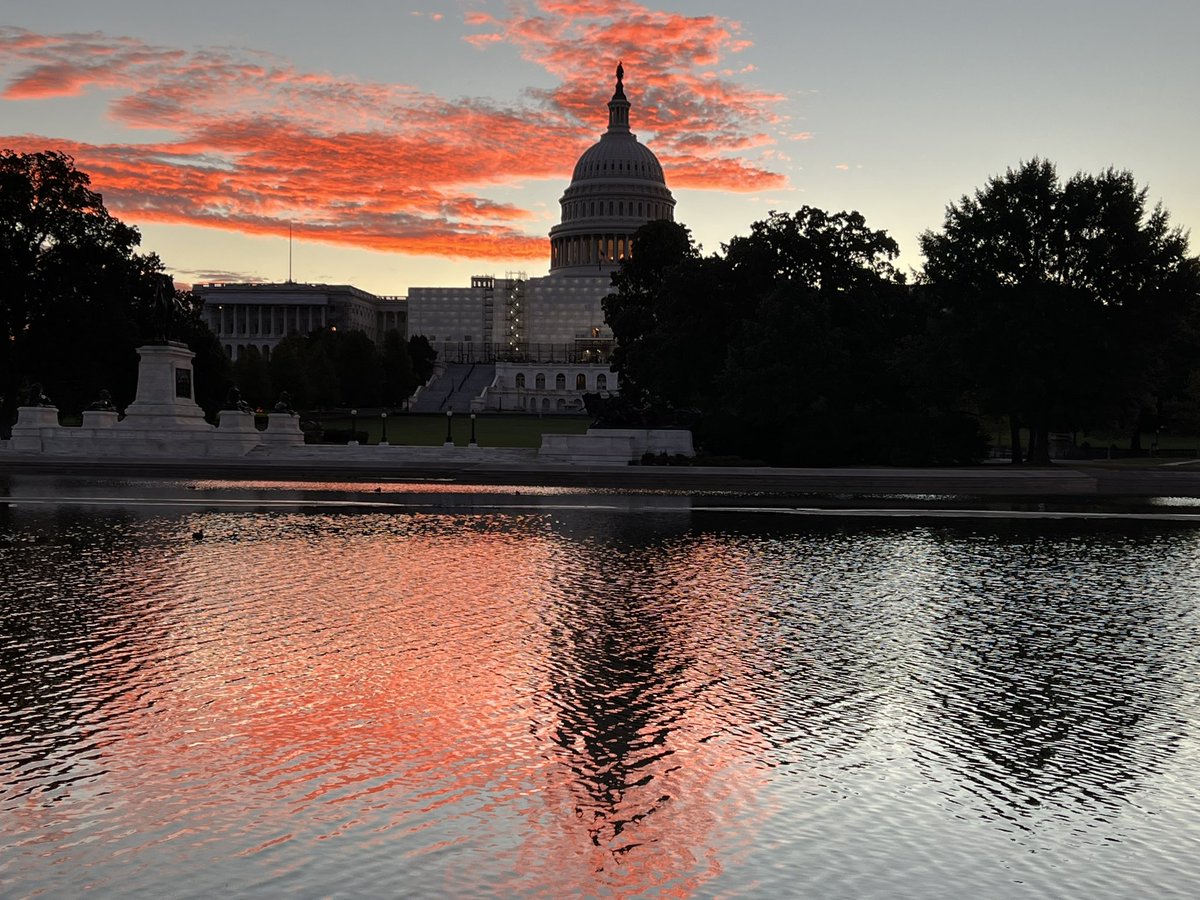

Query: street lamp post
349,408,358,445
380,411,389,446
469,413,477,448
443,409,454,447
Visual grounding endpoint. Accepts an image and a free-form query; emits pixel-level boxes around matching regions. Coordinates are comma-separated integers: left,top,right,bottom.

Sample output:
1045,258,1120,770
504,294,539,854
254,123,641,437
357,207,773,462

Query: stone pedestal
217,410,259,434
82,409,119,429
11,406,61,452
122,342,211,431
262,413,306,448
208,408,264,454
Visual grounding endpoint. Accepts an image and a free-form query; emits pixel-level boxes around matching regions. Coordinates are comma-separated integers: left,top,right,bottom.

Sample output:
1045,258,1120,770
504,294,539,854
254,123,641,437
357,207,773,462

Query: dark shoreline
5,454,1200,499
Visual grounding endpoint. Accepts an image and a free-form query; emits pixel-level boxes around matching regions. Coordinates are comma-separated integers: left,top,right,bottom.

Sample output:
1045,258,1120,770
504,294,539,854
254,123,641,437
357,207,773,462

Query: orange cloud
0,5,787,262
467,2,786,191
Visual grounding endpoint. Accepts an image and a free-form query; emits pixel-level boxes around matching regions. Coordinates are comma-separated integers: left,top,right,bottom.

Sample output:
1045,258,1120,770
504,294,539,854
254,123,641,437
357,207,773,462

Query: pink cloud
0,5,788,261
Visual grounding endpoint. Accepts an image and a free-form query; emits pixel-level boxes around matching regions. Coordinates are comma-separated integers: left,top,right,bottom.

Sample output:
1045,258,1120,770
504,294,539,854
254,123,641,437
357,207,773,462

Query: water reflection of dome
549,63,676,274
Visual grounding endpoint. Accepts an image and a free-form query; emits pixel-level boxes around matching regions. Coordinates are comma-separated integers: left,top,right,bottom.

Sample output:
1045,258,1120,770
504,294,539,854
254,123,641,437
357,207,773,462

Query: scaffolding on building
503,272,527,361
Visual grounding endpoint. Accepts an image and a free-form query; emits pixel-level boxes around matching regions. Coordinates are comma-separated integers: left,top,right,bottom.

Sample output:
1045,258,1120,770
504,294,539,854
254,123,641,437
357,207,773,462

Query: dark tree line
230,329,435,411
920,159,1200,463
1,150,230,426
605,161,1200,465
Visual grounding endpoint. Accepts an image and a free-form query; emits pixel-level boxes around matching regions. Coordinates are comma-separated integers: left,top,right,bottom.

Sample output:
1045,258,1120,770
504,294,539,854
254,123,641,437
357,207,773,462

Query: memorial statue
87,388,114,411
150,272,179,343
273,391,294,414
25,383,51,407
224,385,251,413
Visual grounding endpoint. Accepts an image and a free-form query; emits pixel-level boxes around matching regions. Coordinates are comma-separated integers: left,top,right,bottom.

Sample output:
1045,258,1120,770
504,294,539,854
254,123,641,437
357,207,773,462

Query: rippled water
2,476,1199,898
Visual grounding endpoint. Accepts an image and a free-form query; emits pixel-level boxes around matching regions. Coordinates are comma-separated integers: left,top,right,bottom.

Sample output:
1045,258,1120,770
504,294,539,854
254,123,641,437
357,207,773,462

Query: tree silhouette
602,210,983,464
921,159,1200,462
0,150,228,423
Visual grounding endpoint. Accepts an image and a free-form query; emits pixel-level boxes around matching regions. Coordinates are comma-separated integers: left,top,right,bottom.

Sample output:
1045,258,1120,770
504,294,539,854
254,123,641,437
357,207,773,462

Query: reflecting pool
2,476,1199,898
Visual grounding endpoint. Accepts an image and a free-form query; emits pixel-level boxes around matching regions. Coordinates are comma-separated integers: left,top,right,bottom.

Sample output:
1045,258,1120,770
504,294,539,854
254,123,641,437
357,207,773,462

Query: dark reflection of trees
534,511,912,857
678,513,912,767
0,505,174,803
914,520,1199,829
735,523,904,764
538,512,694,855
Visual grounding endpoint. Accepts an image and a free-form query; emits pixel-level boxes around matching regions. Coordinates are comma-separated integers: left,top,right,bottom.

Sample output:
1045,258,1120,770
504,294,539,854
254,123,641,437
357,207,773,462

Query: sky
2,0,1198,296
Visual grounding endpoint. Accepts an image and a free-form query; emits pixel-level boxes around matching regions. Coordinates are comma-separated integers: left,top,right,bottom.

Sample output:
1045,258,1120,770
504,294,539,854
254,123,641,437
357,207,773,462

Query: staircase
410,363,496,413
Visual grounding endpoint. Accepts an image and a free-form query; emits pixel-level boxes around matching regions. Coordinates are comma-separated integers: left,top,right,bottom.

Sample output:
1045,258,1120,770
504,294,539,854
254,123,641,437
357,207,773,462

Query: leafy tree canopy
602,208,980,464
263,328,423,410
1,149,228,422
920,158,1200,462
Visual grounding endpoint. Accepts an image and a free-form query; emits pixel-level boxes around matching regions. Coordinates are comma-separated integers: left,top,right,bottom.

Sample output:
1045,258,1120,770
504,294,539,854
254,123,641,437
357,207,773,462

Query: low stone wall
4,405,304,457
538,428,694,465
595,428,695,457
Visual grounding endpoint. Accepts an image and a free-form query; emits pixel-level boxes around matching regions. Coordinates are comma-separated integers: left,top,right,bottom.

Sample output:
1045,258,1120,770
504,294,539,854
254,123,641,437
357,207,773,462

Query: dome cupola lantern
548,63,676,274
607,62,630,133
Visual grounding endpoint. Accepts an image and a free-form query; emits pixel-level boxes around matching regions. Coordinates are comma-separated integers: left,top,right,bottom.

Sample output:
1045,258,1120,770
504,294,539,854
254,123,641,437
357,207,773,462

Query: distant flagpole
288,223,293,283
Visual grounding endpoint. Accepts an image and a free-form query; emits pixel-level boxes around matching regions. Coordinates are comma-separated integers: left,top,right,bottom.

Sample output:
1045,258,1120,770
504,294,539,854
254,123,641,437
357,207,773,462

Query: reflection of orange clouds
1,4,788,259
64,517,568,872
4,513,778,894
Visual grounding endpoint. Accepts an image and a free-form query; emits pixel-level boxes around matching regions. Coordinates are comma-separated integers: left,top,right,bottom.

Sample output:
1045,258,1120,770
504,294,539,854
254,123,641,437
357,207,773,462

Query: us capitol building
196,64,676,413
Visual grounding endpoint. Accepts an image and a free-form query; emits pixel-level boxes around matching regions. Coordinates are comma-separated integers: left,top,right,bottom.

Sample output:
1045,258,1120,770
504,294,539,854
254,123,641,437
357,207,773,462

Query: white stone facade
195,282,406,361
477,362,619,413
407,272,615,365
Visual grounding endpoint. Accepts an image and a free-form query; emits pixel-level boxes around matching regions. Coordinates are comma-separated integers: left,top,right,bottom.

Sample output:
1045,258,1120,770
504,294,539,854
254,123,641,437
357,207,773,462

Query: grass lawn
979,418,1200,455
309,412,592,447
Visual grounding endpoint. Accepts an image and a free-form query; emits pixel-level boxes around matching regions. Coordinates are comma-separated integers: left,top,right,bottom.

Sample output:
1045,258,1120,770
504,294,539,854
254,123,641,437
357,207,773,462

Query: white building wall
195,283,405,361
407,286,485,348
524,273,613,346
408,272,615,363
480,362,618,414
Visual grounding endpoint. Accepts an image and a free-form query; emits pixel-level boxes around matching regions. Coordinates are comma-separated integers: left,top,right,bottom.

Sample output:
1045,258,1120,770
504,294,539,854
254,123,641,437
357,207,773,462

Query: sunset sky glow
3,0,1197,294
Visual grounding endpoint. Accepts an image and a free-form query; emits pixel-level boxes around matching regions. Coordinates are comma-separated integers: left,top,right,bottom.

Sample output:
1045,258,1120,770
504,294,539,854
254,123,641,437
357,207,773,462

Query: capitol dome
549,64,676,274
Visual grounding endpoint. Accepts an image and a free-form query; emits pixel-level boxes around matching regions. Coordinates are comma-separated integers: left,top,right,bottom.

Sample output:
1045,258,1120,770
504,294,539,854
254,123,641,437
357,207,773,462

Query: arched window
608,201,614,215
597,373,608,390
638,202,643,216
556,399,567,410
575,373,586,390
555,373,566,390
535,373,546,389
541,397,550,411
619,201,624,216
516,373,526,389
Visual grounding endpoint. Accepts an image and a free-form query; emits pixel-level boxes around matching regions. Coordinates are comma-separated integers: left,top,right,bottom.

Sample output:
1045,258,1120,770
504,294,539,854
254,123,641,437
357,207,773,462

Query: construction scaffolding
503,272,527,360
